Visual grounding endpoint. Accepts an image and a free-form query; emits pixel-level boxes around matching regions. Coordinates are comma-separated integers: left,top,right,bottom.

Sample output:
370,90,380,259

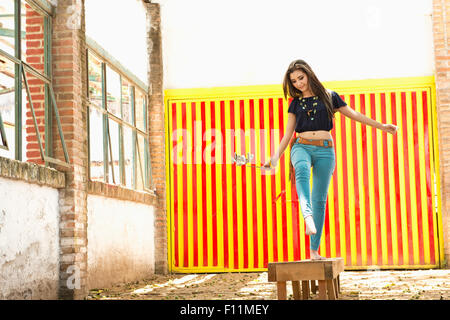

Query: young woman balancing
263,60,398,260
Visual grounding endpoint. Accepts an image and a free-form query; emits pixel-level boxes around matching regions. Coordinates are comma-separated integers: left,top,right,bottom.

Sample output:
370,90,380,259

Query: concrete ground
86,269,449,300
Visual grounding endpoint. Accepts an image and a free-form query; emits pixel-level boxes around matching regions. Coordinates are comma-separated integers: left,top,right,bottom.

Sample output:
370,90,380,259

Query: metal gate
165,76,444,272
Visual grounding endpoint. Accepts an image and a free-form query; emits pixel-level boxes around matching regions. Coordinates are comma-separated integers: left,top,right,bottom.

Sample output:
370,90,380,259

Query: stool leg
310,280,317,294
326,280,336,300
337,275,341,293
318,280,327,300
333,278,339,299
277,281,287,300
292,281,301,300
301,281,310,300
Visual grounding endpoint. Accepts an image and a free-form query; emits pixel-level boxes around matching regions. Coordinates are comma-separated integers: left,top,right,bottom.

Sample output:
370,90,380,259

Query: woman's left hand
382,124,399,135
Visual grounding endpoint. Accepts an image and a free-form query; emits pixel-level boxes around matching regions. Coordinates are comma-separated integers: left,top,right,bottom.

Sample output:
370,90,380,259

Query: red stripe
220,100,229,268
201,101,208,267
268,98,278,261
249,99,259,268
411,92,425,265
350,95,362,266
230,100,239,269
330,126,341,259
370,94,383,266
239,100,249,268
360,94,372,266
278,98,289,261
210,101,218,267
339,105,352,265
401,92,415,265
258,99,269,267
422,90,436,264
172,102,179,267
380,93,393,265
181,103,189,268
191,102,198,267
390,92,404,265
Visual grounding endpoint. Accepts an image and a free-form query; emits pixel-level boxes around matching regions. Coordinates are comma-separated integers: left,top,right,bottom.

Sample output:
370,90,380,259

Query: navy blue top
287,90,347,133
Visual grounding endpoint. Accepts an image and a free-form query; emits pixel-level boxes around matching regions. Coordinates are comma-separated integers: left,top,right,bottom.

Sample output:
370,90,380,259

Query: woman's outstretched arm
263,113,297,169
337,105,398,134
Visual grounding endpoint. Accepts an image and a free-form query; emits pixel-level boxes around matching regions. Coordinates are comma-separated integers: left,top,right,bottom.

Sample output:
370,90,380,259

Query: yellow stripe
204,101,213,267
386,92,399,266
364,94,378,265
375,93,389,266
395,91,410,265
186,102,193,267
273,102,283,261
345,94,357,266
416,90,429,264
215,101,224,268
234,99,244,269
254,98,264,268
195,102,204,268
405,91,420,265
263,99,274,263
327,174,336,258
334,113,347,264
430,84,444,266
354,94,367,265
243,99,254,269
224,99,234,269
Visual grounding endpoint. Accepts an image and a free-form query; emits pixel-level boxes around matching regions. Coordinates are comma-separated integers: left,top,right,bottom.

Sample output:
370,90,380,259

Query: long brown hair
283,59,334,120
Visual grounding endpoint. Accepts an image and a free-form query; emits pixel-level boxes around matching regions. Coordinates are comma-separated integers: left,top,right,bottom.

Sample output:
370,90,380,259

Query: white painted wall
87,194,155,289
155,0,434,89
0,177,59,300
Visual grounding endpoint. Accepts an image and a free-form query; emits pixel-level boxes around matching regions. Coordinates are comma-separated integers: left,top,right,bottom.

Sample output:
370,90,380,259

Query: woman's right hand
263,156,278,170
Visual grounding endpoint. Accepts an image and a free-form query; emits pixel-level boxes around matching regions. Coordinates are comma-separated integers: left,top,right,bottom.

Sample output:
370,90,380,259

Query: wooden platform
268,258,344,300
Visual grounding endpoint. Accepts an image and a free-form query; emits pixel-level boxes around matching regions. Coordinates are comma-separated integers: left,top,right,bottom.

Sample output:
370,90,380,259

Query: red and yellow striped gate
165,76,444,272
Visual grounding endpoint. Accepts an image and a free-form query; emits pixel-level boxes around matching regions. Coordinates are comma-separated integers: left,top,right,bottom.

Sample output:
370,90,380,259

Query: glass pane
23,1,45,74
123,125,133,188
135,88,145,131
0,124,14,158
121,78,132,124
136,133,146,191
0,0,16,57
107,118,120,185
88,51,103,108
0,55,16,124
89,106,104,181
105,65,121,118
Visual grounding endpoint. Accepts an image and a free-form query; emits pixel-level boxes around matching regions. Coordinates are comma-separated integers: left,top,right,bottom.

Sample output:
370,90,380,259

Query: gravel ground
86,269,449,300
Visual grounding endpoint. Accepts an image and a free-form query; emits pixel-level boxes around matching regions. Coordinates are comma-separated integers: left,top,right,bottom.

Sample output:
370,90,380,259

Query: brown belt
295,136,334,148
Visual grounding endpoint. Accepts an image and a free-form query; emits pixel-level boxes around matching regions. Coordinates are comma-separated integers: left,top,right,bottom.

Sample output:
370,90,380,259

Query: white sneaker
305,216,317,235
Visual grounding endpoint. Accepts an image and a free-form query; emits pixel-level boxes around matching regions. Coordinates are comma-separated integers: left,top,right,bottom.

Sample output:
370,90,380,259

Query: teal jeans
290,138,335,251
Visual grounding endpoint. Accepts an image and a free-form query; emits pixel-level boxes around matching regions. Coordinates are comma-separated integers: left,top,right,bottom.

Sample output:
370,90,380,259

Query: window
87,40,153,192
0,0,69,167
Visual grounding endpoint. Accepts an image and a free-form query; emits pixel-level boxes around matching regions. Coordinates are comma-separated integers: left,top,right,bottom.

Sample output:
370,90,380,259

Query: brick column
52,0,89,298
145,2,168,274
432,0,450,266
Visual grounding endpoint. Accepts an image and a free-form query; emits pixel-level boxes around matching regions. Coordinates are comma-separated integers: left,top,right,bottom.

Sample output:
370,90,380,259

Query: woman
263,59,398,260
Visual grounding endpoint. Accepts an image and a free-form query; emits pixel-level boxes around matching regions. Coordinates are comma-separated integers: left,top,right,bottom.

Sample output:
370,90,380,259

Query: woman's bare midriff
298,130,333,140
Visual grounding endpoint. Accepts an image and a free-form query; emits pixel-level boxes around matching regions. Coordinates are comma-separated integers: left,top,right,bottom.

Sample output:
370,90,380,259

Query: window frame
86,37,153,192
0,0,69,167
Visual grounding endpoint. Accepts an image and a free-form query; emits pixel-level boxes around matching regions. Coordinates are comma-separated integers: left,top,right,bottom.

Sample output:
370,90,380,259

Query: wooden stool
268,258,344,300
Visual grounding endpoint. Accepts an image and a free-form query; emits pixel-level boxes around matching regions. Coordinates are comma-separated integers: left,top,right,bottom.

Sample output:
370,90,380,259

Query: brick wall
145,2,167,274
432,0,450,266
25,4,46,165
